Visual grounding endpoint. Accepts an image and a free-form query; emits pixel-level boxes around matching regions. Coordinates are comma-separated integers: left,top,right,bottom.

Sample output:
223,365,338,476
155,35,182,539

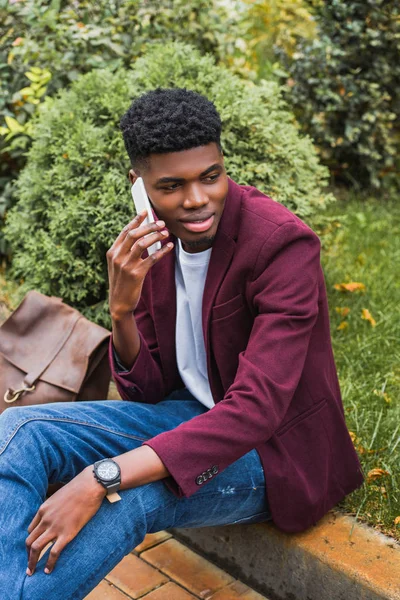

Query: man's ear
128,169,140,185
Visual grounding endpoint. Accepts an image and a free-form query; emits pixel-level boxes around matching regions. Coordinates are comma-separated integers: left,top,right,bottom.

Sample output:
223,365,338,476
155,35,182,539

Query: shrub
5,41,333,327
225,0,316,81
286,0,400,190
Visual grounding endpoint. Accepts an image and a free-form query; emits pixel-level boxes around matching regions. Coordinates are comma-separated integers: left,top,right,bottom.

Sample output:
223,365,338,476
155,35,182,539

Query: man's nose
183,185,208,208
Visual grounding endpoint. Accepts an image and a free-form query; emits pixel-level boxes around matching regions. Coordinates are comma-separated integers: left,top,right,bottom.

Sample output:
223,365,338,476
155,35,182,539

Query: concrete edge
170,510,400,600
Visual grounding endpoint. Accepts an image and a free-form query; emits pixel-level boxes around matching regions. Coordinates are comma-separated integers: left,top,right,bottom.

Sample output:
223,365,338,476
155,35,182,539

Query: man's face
129,143,228,253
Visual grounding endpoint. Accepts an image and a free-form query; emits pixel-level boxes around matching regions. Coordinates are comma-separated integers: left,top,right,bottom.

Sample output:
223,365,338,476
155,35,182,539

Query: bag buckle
4,385,36,404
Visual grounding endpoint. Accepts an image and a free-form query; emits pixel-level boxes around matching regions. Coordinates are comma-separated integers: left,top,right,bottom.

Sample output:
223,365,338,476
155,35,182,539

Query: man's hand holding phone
106,211,174,370
107,211,173,321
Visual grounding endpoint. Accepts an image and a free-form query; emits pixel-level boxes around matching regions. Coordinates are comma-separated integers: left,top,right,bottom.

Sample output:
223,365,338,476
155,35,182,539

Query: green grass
317,193,400,541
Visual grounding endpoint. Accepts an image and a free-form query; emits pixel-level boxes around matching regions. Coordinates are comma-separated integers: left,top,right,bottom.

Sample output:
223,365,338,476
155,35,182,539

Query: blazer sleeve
142,220,321,497
109,294,166,404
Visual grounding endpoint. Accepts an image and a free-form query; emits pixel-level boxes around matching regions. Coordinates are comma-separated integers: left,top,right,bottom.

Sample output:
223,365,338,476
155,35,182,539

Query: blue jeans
0,389,271,599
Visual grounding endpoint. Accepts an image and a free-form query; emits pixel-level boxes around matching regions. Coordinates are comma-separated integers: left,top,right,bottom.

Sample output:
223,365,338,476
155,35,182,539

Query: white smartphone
131,177,162,256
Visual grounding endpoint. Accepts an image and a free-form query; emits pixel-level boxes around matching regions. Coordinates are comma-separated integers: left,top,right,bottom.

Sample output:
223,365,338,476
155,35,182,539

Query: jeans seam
0,417,147,456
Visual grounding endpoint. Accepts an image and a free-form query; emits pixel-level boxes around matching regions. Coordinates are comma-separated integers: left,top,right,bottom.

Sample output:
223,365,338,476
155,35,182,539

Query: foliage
319,194,400,541
4,41,333,326
225,0,316,81
0,0,236,255
286,0,400,191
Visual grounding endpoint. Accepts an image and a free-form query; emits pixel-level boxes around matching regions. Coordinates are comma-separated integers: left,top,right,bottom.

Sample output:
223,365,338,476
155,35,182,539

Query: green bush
286,0,400,191
5,41,333,327
0,0,236,255
224,0,316,82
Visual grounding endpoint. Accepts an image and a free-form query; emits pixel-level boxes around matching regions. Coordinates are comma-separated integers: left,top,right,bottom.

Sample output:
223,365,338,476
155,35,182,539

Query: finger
121,220,166,253
44,538,66,574
108,211,148,252
129,229,170,258
26,519,46,558
27,510,42,534
27,532,56,575
140,242,175,274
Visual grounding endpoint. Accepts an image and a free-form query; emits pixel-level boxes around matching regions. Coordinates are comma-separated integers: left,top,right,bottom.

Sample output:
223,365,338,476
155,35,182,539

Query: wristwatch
93,458,122,503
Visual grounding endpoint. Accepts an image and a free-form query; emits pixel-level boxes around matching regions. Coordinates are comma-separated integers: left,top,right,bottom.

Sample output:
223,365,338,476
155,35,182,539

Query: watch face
97,461,119,481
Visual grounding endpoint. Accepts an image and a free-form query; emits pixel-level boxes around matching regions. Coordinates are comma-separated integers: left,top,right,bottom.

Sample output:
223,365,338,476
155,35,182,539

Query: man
0,88,364,599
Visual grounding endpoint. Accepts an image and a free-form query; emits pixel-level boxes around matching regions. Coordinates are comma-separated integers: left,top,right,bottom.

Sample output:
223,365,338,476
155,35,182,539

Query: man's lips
179,214,215,233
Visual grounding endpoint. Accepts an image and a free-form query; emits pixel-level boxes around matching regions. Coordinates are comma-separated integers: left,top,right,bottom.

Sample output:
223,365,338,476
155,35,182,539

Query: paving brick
134,531,172,554
141,581,197,599
209,580,269,599
141,538,234,599
85,579,129,599
105,552,168,599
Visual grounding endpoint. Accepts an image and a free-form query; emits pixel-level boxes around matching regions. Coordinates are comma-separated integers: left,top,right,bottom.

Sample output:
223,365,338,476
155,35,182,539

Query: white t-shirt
175,238,215,409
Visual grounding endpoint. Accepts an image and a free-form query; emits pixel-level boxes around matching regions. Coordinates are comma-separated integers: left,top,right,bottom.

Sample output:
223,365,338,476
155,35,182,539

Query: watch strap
105,480,121,494
106,491,121,503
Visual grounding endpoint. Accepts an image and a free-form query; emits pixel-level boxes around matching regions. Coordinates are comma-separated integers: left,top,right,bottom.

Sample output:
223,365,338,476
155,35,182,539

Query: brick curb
170,510,400,600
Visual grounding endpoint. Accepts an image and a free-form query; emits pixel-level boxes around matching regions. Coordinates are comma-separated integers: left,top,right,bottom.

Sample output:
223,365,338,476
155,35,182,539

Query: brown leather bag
0,290,111,414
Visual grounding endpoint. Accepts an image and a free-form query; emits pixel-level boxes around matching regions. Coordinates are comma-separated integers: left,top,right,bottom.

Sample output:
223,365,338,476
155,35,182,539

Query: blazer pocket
276,397,328,438
212,293,244,321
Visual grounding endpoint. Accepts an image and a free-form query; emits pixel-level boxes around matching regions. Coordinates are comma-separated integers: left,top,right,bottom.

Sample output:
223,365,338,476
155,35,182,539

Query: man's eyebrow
155,163,222,185
200,163,223,177
156,176,185,185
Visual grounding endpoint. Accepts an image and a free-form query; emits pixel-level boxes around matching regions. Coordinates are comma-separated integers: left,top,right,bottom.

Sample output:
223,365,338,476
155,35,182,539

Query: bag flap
0,290,110,393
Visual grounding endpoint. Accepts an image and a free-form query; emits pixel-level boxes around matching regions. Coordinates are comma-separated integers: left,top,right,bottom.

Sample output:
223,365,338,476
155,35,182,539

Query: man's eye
203,174,219,182
162,183,181,191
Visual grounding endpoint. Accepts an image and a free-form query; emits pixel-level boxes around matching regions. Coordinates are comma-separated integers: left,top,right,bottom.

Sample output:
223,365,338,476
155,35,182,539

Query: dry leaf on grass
367,468,390,483
361,308,376,327
394,516,400,526
337,321,349,331
349,432,382,455
335,306,350,317
334,282,366,293
373,389,391,404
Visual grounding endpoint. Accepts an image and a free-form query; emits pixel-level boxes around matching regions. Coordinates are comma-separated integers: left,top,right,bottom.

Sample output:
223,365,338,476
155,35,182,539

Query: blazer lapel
149,236,178,390
202,178,242,375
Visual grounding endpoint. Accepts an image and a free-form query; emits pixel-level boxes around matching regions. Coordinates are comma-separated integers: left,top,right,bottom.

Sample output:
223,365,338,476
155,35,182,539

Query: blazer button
212,465,218,474
196,475,204,485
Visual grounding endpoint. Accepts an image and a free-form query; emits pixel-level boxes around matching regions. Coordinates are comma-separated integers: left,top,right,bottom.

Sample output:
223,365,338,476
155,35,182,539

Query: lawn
318,193,400,541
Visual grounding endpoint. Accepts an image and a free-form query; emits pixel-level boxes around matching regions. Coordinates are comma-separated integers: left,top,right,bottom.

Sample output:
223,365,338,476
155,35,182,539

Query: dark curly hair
120,88,222,168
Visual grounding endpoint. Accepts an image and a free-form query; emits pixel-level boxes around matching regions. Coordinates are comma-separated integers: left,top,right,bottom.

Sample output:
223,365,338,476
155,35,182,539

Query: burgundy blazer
110,178,364,533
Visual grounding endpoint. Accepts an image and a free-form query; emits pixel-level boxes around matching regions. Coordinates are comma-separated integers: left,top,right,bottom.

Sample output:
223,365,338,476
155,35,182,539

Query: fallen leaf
367,468,390,483
12,37,23,47
334,282,366,293
349,431,368,455
373,389,391,404
335,306,350,317
337,321,348,331
394,516,400,526
361,308,376,327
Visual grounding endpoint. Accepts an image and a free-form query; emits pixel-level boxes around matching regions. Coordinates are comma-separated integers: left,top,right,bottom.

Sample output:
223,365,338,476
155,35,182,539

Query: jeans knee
0,406,39,454
0,406,28,431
